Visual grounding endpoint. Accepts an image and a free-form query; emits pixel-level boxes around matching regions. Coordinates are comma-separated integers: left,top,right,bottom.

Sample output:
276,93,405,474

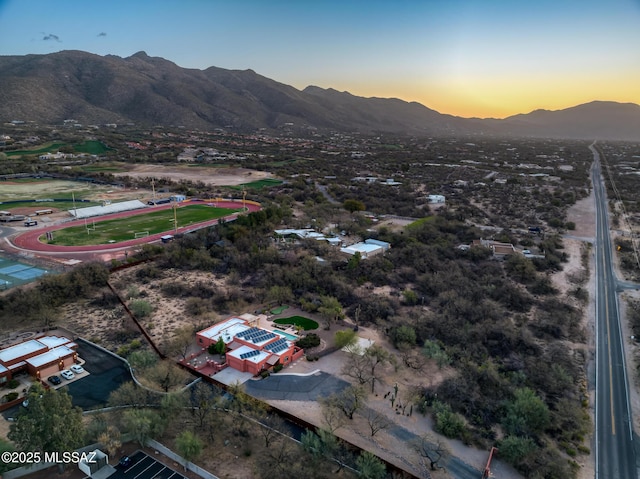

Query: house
0,335,79,384
427,194,446,204
196,315,304,376
471,239,516,260
365,238,391,251
341,239,389,259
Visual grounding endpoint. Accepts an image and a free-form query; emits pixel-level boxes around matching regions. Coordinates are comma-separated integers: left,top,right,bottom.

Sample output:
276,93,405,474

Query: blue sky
0,0,638,118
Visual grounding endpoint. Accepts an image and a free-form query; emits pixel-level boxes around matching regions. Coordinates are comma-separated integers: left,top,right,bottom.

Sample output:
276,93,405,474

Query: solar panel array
235,327,278,344
236,327,261,340
240,349,261,359
266,338,290,354
251,331,276,343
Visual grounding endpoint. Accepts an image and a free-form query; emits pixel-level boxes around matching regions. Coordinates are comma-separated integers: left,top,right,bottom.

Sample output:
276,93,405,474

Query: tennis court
0,257,49,289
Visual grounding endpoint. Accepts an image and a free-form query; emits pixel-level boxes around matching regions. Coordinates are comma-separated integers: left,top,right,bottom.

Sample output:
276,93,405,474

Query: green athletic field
5,140,112,158
45,204,240,246
231,178,283,190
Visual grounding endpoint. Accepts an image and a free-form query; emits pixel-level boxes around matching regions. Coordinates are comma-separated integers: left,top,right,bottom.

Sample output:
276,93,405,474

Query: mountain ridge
1,50,639,141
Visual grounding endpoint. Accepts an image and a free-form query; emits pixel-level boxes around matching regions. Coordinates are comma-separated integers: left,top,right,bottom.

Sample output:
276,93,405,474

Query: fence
147,439,220,479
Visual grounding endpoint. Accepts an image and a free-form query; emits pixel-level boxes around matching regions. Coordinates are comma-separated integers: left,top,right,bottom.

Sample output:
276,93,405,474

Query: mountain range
1,50,639,141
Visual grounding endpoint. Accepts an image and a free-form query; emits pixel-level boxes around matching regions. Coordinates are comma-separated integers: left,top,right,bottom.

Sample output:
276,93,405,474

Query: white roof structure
274,229,324,240
0,339,46,364
25,346,75,368
69,200,147,219
428,194,446,203
365,239,391,250
198,317,250,344
36,336,72,349
227,345,270,364
341,242,384,259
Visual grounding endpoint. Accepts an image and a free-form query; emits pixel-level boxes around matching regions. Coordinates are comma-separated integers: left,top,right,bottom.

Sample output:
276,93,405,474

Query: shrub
296,333,321,349
6,379,19,389
273,364,283,373
129,300,152,319
6,392,18,402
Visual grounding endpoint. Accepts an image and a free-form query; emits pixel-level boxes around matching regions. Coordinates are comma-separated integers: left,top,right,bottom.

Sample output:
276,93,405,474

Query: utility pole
151,178,156,202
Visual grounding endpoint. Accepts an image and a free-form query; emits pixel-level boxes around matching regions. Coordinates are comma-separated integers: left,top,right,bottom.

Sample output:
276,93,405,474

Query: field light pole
242,186,247,212
173,202,178,233
72,192,77,218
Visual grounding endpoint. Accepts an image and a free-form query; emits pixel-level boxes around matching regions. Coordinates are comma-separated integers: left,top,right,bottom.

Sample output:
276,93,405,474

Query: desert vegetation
0,126,600,478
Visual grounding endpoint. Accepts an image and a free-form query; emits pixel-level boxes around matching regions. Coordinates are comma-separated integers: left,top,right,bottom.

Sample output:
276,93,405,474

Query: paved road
592,143,639,478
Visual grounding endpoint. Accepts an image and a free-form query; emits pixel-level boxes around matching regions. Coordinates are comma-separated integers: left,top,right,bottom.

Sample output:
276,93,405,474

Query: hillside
0,50,639,140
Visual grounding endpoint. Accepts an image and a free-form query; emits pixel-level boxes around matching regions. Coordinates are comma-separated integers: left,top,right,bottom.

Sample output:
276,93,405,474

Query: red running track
10,200,261,254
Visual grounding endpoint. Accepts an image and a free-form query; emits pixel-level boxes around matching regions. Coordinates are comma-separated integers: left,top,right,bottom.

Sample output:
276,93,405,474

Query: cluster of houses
274,229,391,259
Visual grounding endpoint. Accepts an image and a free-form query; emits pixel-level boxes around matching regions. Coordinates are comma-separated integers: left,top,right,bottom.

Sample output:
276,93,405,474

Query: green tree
356,451,386,479
365,344,393,393
267,285,293,305
391,325,417,349
343,199,365,213
9,384,84,466
0,438,16,474
148,360,190,392
175,430,203,470
123,409,164,446
334,329,357,349
503,387,550,437
499,435,537,465
422,340,451,369
128,350,158,370
318,295,344,330
432,401,465,439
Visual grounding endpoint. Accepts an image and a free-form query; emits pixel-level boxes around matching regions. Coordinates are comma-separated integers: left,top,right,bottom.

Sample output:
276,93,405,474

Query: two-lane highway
592,143,638,478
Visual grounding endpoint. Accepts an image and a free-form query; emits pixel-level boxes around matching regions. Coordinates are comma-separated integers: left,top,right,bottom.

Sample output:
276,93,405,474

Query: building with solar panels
196,315,304,375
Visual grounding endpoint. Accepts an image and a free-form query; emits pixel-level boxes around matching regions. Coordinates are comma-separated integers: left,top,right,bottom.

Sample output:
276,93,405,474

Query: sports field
5,140,112,157
231,178,283,190
46,204,240,246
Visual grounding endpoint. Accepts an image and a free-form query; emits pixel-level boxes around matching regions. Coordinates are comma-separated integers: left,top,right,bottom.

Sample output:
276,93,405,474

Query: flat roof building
0,335,80,384
196,315,304,376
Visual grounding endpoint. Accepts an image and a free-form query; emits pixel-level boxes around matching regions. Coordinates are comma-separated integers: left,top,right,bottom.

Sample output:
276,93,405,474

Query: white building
427,194,446,204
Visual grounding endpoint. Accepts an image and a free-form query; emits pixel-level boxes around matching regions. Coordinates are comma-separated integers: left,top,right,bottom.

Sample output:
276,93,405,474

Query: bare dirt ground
112,165,273,187
61,268,232,351
559,192,597,479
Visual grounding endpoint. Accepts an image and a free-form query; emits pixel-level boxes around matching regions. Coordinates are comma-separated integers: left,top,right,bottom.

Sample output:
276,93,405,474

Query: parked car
70,364,84,374
118,456,133,469
47,375,61,385
60,370,74,380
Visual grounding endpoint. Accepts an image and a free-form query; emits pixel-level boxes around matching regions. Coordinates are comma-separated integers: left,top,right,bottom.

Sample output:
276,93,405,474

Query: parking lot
100,451,189,479
65,338,133,409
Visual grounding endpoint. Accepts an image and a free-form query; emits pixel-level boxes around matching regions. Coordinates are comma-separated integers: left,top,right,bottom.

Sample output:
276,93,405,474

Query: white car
60,370,75,380
70,364,85,374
